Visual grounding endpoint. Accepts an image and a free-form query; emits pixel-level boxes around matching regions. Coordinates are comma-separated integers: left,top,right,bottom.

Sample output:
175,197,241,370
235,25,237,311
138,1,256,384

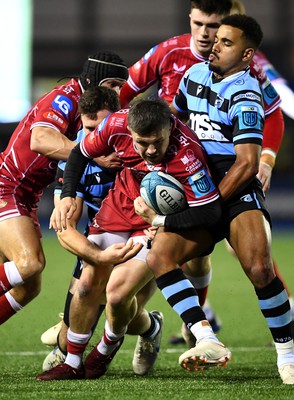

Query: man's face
208,25,251,78
130,125,171,165
81,109,111,135
190,8,223,58
100,79,126,95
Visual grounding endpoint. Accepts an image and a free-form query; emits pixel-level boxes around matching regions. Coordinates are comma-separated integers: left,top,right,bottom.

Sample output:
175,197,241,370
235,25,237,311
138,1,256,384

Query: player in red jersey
36,98,231,381
0,51,141,328
231,0,294,121
120,0,288,346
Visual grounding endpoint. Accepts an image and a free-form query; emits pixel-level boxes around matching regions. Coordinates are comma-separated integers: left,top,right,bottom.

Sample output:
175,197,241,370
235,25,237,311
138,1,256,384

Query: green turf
0,231,294,399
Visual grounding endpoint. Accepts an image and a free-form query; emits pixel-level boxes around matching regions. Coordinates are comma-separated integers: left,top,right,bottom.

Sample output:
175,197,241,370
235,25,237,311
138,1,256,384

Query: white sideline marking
0,347,273,357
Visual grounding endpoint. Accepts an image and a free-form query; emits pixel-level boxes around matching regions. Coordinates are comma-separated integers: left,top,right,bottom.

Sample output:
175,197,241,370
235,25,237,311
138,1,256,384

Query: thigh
0,215,43,262
228,210,273,283
107,259,153,301
148,228,214,277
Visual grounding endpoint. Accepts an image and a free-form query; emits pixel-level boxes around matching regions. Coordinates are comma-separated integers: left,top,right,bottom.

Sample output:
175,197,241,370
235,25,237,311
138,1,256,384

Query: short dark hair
190,0,232,16
221,14,263,49
128,99,171,135
78,86,120,120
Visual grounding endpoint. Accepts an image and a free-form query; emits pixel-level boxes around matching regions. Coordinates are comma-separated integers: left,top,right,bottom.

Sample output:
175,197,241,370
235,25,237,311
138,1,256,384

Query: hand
98,239,143,266
93,152,123,169
134,196,157,225
143,226,158,240
49,197,77,232
257,161,273,193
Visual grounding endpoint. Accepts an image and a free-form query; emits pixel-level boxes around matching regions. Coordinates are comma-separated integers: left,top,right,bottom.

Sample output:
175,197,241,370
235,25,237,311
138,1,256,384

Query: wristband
260,149,276,169
152,215,166,227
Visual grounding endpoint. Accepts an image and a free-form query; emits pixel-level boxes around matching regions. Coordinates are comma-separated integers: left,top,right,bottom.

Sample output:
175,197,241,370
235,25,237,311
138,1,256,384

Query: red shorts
89,187,149,236
0,177,41,237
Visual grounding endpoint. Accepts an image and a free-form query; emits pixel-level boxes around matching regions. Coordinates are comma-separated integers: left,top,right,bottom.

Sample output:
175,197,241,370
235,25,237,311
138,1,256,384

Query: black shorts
207,178,271,249
72,223,90,279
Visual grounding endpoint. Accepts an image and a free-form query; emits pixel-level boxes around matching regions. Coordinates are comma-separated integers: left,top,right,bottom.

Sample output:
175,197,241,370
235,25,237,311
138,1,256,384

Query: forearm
218,162,257,200
263,107,284,160
57,227,104,266
153,201,221,230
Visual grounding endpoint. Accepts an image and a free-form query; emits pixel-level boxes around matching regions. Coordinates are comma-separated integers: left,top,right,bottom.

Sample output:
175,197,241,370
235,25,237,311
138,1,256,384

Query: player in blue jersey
135,14,294,385
172,14,294,385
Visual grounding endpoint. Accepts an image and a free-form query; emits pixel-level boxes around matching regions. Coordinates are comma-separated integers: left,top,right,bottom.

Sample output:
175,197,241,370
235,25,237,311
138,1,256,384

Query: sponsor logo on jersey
0,200,7,208
52,95,73,116
143,46,157,62
240,194,253,202
196,85,203,96
133,61,142,71
181,150,202,173
215,94,224,108
63,85,75,95
173,63,186,73
233,92,261,102
241,106,258,126
43,111,66,128
190,113,226,141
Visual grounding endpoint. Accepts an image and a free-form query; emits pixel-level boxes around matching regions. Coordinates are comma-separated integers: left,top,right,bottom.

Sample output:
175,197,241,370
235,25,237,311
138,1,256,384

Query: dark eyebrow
192,20,220,29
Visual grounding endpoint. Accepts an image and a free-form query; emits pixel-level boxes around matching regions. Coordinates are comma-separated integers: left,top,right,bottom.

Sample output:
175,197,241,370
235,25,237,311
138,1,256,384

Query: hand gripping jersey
173,62,265,184
80,109,219,232
0,79,82,204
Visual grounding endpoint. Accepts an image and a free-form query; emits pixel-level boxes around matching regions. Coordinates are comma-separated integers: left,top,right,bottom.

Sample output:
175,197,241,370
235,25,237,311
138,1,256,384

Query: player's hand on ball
134,196,157,224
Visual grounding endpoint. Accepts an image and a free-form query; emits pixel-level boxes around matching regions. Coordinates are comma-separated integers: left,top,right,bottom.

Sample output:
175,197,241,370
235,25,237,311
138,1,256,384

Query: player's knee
106,284,128,309
245,261,275,288
16,255,45,280
77,280,95,298
146,251,160,272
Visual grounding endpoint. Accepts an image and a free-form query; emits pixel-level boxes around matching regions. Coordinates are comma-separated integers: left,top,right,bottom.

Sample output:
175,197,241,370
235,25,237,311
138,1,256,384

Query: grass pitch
0,230,293,399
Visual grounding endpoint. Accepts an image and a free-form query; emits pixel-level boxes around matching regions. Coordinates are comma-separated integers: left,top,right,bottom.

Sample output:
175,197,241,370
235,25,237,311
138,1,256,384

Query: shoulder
98,108,129,134
184,61,210,80
160,33,191,48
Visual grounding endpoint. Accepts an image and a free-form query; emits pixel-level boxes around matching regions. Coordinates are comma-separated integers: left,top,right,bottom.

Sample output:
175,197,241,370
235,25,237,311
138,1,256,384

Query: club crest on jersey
263,81,278,99
241,106,258,126
190,169,212,194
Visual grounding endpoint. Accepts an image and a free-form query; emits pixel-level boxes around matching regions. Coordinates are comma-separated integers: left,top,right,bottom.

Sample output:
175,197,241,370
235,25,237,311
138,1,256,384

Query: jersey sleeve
126,44,163,97
80,114,114,159
31,86,80,136
229,86,264,147
250,59,281,116
172,73,189,113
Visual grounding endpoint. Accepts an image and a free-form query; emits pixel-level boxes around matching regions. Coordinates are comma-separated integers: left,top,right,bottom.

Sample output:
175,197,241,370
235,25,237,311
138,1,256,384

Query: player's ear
242,47,254,62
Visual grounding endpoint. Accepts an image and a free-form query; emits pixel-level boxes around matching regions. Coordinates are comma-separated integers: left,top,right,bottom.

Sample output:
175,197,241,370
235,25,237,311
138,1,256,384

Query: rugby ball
140,171,188,215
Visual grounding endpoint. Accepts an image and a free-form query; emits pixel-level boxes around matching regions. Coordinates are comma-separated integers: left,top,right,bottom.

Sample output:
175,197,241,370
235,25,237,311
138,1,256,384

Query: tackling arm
31,126,76,160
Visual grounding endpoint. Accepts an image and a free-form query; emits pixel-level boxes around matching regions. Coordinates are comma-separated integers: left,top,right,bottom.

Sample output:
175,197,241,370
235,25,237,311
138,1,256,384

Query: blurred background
0,0,293,228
